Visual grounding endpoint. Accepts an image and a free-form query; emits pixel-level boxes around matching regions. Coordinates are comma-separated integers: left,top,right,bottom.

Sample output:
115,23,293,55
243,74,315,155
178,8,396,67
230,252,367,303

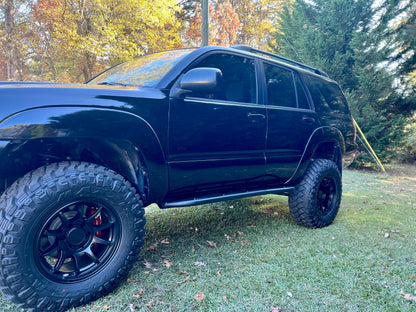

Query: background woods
0,0,415,162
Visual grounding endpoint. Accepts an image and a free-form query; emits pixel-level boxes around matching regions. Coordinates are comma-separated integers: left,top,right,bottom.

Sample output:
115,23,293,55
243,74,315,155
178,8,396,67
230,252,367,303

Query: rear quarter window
304,74,349,114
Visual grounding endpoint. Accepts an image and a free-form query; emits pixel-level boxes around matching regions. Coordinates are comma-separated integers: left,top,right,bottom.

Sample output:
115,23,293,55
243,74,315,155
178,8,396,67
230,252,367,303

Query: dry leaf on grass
177,275,197,284
132,287,145,298
195,293,205,302
400,290,416,302
145,300,155,308
207,240,218,248
161,239,170,244
143,259,152,269
163,259,174,267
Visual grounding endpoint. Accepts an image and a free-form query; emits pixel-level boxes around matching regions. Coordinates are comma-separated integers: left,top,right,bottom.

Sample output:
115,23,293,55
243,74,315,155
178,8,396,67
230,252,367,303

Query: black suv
0,45,357,311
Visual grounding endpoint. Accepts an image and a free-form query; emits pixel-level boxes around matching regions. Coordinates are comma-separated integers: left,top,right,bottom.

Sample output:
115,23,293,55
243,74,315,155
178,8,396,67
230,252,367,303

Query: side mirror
180,67,222,93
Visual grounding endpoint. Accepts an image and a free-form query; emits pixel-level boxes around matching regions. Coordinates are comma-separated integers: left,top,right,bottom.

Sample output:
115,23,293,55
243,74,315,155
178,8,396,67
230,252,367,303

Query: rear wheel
0,162,145,312
288,159,342,228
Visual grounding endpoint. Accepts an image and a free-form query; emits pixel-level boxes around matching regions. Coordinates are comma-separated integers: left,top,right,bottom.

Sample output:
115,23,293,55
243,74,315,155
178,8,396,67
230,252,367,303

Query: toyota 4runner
0,45,357,311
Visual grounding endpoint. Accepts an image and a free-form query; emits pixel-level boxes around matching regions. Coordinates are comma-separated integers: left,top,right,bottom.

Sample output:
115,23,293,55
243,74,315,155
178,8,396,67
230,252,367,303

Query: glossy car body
0,45,357,208
0,45,359,312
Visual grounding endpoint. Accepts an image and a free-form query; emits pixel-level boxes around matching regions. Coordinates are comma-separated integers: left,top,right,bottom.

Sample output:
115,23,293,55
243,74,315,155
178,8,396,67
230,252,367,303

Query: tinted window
191,53,256,103
305,75,349,114
88,49,195,87
264,63,297,108
294,74,310,109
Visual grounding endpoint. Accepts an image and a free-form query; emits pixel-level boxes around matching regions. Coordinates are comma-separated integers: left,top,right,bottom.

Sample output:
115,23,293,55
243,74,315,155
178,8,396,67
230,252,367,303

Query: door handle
247,112,266,119
302,116,315,125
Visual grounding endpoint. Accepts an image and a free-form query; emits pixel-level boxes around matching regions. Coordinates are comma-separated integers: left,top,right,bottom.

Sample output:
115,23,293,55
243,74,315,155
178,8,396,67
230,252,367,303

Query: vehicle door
168,52,267,195
261,61,318,185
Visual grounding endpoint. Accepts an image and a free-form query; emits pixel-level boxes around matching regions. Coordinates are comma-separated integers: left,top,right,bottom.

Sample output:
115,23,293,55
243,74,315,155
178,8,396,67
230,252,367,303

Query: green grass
2,164,416,311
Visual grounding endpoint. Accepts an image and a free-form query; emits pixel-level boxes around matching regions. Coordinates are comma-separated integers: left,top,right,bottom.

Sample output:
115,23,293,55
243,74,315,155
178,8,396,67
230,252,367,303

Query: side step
162,187,295,208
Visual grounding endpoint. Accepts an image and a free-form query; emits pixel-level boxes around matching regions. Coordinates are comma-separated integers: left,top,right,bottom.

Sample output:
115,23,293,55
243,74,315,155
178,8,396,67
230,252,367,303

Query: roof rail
232,44,329,78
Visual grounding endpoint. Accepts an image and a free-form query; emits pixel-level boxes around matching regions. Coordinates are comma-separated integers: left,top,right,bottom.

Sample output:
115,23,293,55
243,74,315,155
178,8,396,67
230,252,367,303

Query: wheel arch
0,107,168,203
287,127,345,184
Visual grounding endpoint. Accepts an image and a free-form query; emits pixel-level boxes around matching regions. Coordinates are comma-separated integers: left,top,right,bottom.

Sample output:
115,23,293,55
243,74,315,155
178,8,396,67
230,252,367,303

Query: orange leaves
186,1,241,47
194,293,205,302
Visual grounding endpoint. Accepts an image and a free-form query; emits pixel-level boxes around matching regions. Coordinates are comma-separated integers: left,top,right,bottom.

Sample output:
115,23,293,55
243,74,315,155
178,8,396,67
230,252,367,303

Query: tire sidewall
309,165,342,226
289,159,342,228
0,162,144,309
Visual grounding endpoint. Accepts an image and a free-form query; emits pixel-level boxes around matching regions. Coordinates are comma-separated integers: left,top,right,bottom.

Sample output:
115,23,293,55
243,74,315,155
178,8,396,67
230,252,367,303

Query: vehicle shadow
141,195,292,251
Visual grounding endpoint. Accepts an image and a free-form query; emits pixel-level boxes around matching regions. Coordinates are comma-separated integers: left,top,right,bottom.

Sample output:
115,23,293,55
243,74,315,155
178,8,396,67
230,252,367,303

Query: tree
1,0,183,82
180,0,287,50
230,0,287,50
186,0,241,46
0,0,30,80
274,0,415,161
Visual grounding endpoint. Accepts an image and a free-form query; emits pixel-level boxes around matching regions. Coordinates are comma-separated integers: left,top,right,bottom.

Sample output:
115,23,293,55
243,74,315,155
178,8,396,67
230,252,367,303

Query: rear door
261,61,318,185
168,52,267,196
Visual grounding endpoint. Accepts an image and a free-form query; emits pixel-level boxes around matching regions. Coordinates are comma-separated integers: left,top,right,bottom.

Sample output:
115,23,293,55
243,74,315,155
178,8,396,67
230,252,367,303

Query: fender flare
0,106,168,203
286,126,345,184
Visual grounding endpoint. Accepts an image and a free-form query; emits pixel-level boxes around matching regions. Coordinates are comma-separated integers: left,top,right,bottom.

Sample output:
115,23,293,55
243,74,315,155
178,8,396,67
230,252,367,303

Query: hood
0,82,166,123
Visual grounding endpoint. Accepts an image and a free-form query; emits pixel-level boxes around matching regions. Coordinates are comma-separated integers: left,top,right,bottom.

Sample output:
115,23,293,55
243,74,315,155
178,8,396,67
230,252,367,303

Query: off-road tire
0,162,145,312
289,159,342,228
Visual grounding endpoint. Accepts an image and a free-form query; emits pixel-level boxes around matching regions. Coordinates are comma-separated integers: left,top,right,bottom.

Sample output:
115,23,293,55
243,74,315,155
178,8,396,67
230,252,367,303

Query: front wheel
0,162,145,312
288,159,342,228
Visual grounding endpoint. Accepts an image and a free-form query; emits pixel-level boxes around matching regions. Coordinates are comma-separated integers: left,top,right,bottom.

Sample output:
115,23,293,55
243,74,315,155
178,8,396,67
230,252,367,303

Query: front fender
286,126,345,184
0,106,168,203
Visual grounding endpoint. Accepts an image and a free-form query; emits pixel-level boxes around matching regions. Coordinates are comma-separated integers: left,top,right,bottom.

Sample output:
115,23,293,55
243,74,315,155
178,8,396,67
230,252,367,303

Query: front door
168,52,267,197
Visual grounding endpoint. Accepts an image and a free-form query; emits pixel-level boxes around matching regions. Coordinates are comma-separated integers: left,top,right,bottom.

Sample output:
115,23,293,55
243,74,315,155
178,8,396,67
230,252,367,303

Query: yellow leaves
32,0,183,81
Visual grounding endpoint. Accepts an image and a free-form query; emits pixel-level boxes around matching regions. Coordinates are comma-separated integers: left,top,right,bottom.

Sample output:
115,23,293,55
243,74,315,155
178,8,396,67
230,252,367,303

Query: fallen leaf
240,240,248,246
194,261,206,267
132,287,145,298
238,231,246,236
207,240,218,248
163,259,173,267
143,259,152,269
161,239,170,244
400,290,416,302
195,293,205,302
223,295,228,303
247,225,256,228
270,306,280,312
147,245,156,251
145,300,155,308
177,275,197,284
216,269,221,275
273,212,279,215
179,270,187,274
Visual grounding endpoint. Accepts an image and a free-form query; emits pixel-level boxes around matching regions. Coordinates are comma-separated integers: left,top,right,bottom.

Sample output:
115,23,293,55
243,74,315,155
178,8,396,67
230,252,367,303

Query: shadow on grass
142,195,292,249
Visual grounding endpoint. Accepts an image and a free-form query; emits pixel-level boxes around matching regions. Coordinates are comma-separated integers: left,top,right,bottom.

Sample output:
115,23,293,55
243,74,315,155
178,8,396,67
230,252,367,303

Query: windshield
88,49,195,87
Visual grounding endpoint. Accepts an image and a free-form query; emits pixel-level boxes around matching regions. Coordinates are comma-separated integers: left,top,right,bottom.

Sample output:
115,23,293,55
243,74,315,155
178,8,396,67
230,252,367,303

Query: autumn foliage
186,1,241,47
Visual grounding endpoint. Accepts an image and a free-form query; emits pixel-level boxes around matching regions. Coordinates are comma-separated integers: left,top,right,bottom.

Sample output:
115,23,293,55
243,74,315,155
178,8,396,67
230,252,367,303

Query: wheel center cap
67,227,87,246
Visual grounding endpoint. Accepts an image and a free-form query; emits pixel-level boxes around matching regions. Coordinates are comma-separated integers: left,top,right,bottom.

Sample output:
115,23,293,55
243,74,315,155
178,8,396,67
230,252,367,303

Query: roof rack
232,44,329,78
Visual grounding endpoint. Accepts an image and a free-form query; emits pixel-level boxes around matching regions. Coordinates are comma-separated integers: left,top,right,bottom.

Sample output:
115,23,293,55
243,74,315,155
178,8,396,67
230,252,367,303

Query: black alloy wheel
36,200,120,282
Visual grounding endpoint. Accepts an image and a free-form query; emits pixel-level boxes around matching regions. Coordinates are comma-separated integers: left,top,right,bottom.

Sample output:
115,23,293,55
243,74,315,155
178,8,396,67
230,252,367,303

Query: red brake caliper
88,207,102,237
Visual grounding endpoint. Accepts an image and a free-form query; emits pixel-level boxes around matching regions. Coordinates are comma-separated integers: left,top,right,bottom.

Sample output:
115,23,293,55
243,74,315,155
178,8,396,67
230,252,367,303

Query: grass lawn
1,164,416,311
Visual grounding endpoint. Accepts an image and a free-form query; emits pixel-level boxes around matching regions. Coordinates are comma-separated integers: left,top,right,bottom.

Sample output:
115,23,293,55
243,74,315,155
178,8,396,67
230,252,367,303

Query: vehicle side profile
0,45,357,311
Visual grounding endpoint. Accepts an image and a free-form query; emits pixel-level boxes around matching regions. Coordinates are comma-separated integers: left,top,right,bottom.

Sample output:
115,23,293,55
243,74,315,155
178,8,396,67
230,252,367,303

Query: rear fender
286,127,345,184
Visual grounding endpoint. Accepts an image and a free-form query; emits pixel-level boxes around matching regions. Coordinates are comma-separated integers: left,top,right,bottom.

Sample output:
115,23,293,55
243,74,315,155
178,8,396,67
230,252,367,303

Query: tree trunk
3,0,18,80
